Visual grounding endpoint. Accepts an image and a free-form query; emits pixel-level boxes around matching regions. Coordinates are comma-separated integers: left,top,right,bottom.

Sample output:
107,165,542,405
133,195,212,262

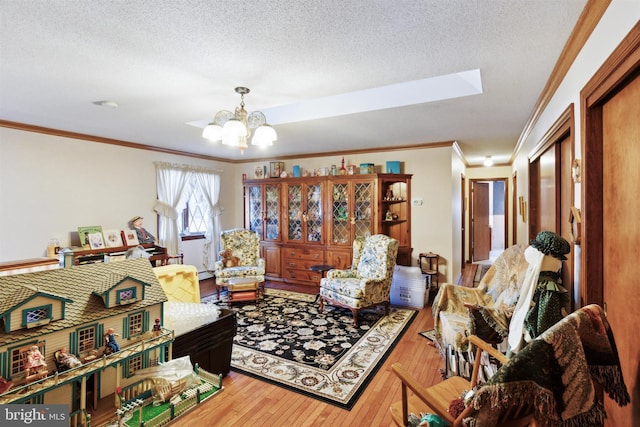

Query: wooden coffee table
225,277,261,304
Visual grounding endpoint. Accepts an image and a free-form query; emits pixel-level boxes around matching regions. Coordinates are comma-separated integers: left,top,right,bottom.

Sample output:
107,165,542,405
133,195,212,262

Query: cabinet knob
289,262,296,267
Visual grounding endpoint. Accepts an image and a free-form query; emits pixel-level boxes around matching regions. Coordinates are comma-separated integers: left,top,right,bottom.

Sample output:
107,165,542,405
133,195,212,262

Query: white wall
1,127,463,281
512,1,640,243
0,127,238,267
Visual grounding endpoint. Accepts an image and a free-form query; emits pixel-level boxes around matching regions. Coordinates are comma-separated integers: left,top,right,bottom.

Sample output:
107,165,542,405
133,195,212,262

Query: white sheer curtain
192,168,222,271
153,162,191,256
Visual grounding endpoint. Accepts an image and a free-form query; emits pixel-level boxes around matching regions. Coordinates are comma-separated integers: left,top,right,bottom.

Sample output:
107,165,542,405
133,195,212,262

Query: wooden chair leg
350,308,360,326
318,296,325,313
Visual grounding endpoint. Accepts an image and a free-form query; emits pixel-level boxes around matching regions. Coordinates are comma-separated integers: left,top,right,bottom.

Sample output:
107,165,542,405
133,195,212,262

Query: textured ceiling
0,0,587,165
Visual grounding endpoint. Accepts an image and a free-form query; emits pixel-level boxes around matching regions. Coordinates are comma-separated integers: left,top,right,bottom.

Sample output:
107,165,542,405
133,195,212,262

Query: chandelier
202,87,277,153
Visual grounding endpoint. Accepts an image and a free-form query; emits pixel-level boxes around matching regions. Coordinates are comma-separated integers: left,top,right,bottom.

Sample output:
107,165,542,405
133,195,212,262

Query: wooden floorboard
92,279,443,426
176,279,443,426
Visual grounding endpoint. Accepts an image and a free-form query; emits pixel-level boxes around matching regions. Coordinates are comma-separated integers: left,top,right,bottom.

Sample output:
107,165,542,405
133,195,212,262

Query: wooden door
472,182,490,261
602,73,640,425
537,146,558,232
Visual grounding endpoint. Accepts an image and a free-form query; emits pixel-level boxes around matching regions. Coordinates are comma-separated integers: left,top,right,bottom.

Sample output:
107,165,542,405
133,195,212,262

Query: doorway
469,178,507,263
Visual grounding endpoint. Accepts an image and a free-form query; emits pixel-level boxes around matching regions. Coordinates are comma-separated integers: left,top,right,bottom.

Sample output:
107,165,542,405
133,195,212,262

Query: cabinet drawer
283,269,322,283
283,258,324,271
283,247,324,261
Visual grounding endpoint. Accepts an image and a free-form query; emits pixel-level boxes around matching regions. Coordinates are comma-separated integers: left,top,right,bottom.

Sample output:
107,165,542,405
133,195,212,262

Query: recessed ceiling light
93,100,119,108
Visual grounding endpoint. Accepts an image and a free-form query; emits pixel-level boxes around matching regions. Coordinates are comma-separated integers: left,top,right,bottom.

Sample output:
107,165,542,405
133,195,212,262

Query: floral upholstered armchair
214,228,265,289
319,234,399,325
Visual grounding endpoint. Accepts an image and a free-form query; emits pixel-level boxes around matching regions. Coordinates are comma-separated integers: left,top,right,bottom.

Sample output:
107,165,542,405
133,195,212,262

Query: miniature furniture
318,234,399,325
418,252,439,288
214,228,265,295
390,335,517,427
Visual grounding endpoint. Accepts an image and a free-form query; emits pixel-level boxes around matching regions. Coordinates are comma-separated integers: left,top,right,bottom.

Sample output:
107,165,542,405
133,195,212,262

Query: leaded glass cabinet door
246,184,264,240
353,180,374,240
287,184,303,241
264,184,281,241
330,181,350,245
305,182,323,243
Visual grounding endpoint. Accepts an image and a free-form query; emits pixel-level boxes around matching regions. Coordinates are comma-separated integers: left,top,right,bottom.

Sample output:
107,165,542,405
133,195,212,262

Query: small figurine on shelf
25,345,47,375
152,318,162,337
58,346,82,369
385,210,394,221
104,328,120,354
130,216,156,244
385,189,393,201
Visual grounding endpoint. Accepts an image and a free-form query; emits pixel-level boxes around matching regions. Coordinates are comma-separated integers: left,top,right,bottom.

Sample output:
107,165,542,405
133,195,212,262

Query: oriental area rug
204,289,416,409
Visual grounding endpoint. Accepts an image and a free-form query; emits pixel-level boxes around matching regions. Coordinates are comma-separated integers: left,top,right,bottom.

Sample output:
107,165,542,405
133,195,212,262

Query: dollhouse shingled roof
0,258,168,347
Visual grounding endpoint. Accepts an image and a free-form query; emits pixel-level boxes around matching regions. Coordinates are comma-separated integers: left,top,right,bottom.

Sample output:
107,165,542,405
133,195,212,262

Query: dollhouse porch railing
0,328,175,405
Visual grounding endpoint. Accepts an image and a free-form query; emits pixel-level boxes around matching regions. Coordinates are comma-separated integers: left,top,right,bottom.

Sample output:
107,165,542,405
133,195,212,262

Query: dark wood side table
310,264,334,302
418,252,439,289
309,264,335,279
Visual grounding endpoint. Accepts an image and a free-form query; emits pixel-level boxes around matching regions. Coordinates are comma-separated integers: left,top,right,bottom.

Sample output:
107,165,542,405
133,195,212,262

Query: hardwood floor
92,279,444,426
182,279,444,426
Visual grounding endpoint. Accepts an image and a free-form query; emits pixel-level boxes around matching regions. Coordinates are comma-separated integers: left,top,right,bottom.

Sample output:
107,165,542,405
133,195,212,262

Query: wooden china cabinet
243,173,411,291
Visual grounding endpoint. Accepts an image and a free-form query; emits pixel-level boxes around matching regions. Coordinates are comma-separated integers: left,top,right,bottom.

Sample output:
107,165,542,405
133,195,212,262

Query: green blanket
468,304,629,426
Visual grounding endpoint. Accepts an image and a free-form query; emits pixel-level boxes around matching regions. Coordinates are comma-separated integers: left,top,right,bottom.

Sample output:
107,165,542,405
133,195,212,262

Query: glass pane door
330,182,349,244
247,185,263,240
265,184,280,240
354,181,373,239
287,184,303,241
306,183,323,243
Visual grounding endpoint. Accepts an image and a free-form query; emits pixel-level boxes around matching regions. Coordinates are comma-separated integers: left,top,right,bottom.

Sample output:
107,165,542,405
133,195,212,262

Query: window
128,355,143,375
117,288,136,304
128,312,143,337
78,326,96,353
22,304,52,328
180,180,208,236
10,347,23,376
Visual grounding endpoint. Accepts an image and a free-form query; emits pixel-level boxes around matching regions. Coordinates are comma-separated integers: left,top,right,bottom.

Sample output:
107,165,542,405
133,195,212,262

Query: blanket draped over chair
432,244,528,353
468,304,630,426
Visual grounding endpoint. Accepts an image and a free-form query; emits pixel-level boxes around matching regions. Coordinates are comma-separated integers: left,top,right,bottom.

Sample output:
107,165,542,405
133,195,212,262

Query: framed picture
254,165,265,179
103,229,124,248
78,225,103,247
123,229,140,247
270,161,284,178
88,232,105,249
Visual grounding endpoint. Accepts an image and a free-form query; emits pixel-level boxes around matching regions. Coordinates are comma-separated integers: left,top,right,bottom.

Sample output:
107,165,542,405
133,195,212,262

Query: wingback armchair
214,228,265,290
319,234,399,325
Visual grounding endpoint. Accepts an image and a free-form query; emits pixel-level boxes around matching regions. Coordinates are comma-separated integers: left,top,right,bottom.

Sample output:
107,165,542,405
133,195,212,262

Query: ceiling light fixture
483,156,494,167
202,87,277,154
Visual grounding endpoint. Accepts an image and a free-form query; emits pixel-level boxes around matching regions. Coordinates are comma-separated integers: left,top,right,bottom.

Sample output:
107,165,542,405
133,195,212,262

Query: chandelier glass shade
202,87,277,153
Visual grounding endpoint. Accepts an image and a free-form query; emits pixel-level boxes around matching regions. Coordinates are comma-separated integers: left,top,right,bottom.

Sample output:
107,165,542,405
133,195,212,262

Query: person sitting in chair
105,328,120,354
